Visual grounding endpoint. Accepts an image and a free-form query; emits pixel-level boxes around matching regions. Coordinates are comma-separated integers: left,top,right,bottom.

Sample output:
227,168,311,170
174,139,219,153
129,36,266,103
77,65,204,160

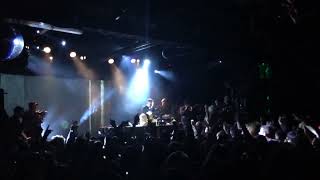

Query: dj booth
100,124,175,139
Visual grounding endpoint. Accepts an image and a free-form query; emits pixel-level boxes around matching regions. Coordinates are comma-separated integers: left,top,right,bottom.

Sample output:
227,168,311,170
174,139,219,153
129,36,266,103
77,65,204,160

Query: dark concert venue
0,1,319,180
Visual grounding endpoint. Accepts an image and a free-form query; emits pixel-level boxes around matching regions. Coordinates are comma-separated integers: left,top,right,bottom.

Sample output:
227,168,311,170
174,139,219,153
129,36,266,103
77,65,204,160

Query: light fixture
83,56,87,60
36,46,40,50
70,51,77,58
61,40,66,46
137,59,140,63
80,56,84,60
108,58,115,64
36,30,40,34
131,59,136,64
49,56,53,60
43,47,51,54
144,59,150,66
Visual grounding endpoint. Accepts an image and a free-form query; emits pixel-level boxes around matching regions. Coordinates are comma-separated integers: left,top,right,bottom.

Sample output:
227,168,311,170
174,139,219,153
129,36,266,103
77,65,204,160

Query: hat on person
0,89,8,94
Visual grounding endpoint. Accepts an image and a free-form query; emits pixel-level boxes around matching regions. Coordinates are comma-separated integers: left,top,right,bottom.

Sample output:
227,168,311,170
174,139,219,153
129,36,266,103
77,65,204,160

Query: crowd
1,94,320,180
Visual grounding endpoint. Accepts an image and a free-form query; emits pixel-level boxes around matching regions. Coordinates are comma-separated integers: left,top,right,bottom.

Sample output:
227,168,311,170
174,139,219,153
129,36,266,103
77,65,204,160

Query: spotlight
13,38,23,46
137,59,140,63
36,30,40,34
70,51,77,58
80,56,84,60
108,58,115,64
36,46,40,50
131,59,136,64
43,47,51,54
144,59,150,66
154,70,160,74
219,60,222,63
49,56,53,60
83,56,87,60
61,40,66,46
25,46,30,49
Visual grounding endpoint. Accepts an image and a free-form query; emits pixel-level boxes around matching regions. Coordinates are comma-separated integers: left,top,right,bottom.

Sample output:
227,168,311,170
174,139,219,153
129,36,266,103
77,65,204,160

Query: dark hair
14,106,24,114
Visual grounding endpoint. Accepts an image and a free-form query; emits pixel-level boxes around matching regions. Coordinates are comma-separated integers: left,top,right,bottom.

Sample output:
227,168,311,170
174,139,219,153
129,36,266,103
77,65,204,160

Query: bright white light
43,47,51,54
61,40,66,46
127,67,150,106
219,60,222,63
36,46,40,50
137,59,140,63
144,59,151,66
80,56,84,60
131,59,136,64
108,58,115,64
155,70,175,81
13,38,24,46
49,56,53,60
36,30,40,34
83,56,87,60
70,51,77,58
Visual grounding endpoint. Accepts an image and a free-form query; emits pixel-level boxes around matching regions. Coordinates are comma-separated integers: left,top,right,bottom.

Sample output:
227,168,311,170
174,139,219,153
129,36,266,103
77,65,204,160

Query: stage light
131,59,136,64
70,51,77,58
36,46,40,50
154,70,175,81
126,58,151,107
80,56,84,60
83,56,87,60
144,59,150,66
49,56,53,61
61,40,66,46
219,60,222,63
137,59,140,63
43,47,51,54
25,46,29,49
36,30,40,34
108,58,115,64
13,38,23,46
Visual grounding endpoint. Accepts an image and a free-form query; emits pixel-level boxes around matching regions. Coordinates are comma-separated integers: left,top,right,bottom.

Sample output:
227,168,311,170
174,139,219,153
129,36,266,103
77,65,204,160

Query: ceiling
0,0,319,78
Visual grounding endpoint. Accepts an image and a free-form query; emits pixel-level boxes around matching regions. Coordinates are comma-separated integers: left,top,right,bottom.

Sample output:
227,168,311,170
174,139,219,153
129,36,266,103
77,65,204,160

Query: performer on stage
156,98,173,125
158,98,171,116
142,98,154,114
139,98,155,126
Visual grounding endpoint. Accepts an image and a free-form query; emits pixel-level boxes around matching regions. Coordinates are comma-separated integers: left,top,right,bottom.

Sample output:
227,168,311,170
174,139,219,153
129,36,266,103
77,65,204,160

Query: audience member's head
28,102,38,112
13,106,24,117
163,151,192,180
246,122,260,137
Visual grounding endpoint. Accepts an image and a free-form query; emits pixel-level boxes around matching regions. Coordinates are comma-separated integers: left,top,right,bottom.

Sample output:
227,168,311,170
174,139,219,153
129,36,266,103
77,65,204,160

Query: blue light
7,35,24,60
144,59,151,66
80,89,114,124
155,70,175,81
126,60,150,106
61,40,66,46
